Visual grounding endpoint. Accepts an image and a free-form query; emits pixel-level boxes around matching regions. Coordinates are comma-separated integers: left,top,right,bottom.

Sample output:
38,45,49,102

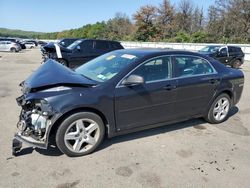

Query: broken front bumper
12,132,48,156
13,95,54,156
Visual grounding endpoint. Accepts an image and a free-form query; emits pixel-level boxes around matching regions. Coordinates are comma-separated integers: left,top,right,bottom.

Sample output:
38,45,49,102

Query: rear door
173,55,219,118
114,55,178,131
94,41,111,56
228,47,237,64
6,42,12,51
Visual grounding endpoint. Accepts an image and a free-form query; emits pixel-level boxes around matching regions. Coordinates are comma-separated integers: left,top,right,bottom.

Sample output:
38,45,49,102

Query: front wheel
205,93,231,124
232,59,241,69
57,59,68,66
10,48,16,52
56,112,105,157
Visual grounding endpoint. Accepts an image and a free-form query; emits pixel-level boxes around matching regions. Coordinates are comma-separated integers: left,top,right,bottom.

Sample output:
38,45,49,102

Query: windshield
75,51,140,83
199,46,220,53
67,40,82,50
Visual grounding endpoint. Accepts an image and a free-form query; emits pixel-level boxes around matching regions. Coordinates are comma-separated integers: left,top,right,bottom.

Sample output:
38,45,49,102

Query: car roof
204,45,241,49
76,39,121,43
204,45,221,47
114,48,203,57
0,40,14,43
228,45,241,49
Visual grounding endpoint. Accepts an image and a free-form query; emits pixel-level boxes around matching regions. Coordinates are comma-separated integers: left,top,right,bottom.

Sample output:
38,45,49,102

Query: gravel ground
0,49,250,188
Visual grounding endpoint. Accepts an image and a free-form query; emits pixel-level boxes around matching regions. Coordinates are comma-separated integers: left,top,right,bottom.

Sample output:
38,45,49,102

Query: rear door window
110,42,122,49
95,41,110,50
174,56,215,77
80,40,93,52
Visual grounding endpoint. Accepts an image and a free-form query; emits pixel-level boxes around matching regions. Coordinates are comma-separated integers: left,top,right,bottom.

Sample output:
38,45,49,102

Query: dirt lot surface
0,49,250,188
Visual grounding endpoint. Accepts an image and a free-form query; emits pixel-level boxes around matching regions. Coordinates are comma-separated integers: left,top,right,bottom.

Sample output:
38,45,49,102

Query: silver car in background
24,41,36,49
0,41,21,52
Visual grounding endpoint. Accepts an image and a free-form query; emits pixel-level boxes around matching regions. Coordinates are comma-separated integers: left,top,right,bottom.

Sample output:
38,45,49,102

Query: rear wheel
232,59,241,69
205,93,231,124
56,112,105,157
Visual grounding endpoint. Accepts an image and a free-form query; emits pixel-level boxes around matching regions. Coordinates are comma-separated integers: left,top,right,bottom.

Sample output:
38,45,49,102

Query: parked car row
0,37,48,52
40,38,245,69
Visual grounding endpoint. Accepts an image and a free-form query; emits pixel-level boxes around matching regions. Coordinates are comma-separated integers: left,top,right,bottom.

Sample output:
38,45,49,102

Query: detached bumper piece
12,133,47,156
12,138,22,156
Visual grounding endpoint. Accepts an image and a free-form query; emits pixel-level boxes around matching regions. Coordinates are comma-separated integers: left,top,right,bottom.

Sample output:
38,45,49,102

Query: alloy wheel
64,118,100,153
213,97,230,121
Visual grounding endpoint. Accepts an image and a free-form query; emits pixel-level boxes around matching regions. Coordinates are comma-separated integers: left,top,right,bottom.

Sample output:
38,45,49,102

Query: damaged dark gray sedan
13,49,244,157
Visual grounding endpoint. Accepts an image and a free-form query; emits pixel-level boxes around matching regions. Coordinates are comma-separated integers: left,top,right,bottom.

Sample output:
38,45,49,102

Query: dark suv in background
198,45,244,68
43,39,124,68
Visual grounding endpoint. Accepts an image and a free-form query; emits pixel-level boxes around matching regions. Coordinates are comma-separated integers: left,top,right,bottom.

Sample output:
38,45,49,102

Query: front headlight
31,113,48,130
34,99,54,116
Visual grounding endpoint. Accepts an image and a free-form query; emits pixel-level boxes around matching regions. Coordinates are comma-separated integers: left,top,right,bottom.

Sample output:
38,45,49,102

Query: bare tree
156,0,175,39
192,6,204,32
175,0,194,33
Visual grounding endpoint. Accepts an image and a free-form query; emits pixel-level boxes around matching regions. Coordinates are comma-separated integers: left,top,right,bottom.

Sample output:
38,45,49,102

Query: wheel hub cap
213,97,229,121
64,119,100,153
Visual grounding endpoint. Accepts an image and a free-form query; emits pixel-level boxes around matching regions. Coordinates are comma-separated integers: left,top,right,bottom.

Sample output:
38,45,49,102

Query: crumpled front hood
22,59,96,93
42,42,71,53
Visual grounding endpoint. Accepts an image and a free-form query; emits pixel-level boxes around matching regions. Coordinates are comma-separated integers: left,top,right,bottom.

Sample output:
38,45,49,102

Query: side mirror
122,75,144,86
76,45,81,51
219,48,227,55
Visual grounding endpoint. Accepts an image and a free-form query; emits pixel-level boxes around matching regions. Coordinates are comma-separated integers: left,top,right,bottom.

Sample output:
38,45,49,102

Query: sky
0,0,215,32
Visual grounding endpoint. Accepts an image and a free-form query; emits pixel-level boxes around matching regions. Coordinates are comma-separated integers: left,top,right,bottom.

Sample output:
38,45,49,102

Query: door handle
163,85,177,90
209,79,219,84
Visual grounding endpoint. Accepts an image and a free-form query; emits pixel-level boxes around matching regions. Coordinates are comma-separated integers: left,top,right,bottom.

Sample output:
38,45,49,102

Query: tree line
2,0,249,43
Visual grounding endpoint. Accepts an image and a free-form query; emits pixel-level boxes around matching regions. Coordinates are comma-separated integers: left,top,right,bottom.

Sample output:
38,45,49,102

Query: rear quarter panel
212,59,244,105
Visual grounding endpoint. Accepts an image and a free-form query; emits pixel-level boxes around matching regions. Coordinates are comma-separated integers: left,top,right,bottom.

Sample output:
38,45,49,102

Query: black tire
58,59,68,66
205,93,231,124
56,112,105,157
10,48,16,53
232,59,241,69
30,46,34,49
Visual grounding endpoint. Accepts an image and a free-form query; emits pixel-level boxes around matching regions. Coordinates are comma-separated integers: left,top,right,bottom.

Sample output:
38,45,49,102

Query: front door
216,47,229,65
70,40,95,68
114,56,178,131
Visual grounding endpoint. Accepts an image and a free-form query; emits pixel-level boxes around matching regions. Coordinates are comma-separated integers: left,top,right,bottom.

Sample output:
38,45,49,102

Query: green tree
133,5,160,41
106,13,134,40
